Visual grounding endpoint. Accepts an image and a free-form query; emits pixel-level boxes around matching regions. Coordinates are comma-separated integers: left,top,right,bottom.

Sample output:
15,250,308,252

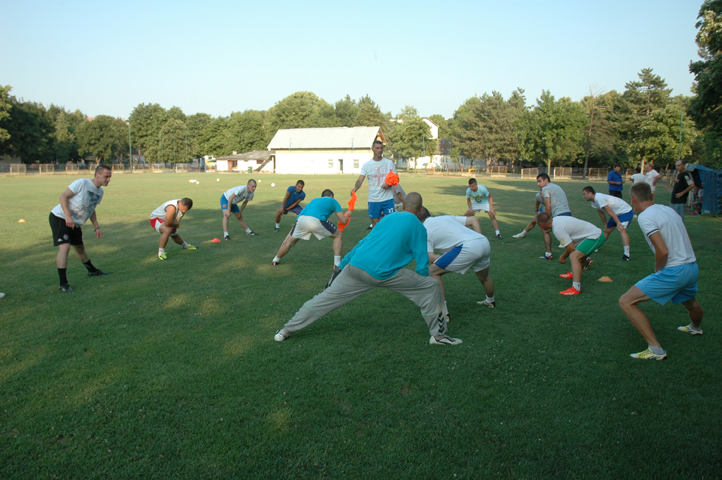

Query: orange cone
212,238,221,243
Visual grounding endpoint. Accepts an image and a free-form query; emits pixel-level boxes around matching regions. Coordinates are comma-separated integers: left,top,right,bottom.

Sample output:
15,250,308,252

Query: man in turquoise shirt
274,192,463,346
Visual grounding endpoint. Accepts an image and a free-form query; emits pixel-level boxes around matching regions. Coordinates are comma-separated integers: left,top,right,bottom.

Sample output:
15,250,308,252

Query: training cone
212,238,221,243
598,276,613,282
18,219,26,223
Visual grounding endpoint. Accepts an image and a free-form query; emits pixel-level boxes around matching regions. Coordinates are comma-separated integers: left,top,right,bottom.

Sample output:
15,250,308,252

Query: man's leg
475,267,494,299
170,234,185,246
234,211,249,230
619,286,661,348
543,230,552,252
56,243,71,269
428,264,448,299
487,211,500,232
570,249,586,284
382,269,449,338
72,244,90,264
159,225,173,250
465,217,482,234
275,233,299,260
681,298,704,329
222,212,231,235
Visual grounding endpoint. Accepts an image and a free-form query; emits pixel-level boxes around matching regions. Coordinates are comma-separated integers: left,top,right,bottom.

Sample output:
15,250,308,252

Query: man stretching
582,186,633,261
150,198,196,260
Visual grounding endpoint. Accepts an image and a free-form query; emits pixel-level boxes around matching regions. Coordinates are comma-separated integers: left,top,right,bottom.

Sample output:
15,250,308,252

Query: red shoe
559,272,573,279
560,286,581,295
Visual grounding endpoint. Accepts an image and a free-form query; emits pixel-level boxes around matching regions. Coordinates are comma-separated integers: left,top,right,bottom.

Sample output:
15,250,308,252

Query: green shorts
576,236,605,255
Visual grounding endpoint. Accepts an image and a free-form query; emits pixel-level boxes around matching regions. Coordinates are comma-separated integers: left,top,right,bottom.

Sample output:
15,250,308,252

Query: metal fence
521,167,615,180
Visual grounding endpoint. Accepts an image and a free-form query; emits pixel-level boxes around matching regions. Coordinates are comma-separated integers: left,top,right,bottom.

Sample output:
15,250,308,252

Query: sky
0,0,705,120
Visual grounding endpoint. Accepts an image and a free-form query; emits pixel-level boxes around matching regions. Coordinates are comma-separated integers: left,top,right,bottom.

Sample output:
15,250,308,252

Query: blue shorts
606,209,634,229
220,193,240,213
555,211,572,217
636,263,699,305
283,204,303,215
368,199,395,219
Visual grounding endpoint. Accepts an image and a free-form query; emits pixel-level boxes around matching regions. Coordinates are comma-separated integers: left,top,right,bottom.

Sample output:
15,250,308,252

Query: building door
338,159,343,173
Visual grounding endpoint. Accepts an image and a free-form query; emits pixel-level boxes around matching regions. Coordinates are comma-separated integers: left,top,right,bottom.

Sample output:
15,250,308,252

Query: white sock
650,345,665,355
182,241,189,248
273,256,280,263
158,248,165,255
275,223,280,228
495,230,500,235
224,231,229,237
486,296,495,303
245,227,252,233
518,231,526,237
546,252,552,257
334,255,341,267
624,246,630,256
573,282,581,291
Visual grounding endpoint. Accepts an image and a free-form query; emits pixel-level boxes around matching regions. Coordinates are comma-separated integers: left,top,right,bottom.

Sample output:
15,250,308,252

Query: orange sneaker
560,286,581,295
559,272,573,279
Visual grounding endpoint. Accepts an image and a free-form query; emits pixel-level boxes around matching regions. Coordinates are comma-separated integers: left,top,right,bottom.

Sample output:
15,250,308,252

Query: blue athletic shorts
636,263,699,305
606,209,634,229
220,193,240,213
368,199,395,219
283,204,303,215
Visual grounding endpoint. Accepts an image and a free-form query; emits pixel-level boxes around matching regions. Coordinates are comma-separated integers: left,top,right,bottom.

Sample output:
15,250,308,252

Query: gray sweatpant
283,265,447,337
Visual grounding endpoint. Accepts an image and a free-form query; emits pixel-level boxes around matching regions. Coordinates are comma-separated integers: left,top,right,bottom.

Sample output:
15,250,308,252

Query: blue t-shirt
607,171,623,192
284,186,306,209
339,212,429,279
299,197,342,221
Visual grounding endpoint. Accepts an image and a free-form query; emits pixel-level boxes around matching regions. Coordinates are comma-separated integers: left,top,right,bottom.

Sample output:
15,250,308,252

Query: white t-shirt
552,216,601,247
638,204,696,268
150,199,185,223
591,193,633,216
51,178,104,226
542,183,571,217
424,215,486,254
224,186,254,204
359,157,396,202
645,169,661,191
466,185,491,208
631,173,646,184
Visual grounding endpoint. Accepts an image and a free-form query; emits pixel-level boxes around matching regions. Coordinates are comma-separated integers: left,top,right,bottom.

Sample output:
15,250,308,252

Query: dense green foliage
1,173,720,478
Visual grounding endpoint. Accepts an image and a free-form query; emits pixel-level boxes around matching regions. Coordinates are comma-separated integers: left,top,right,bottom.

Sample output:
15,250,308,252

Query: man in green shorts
536,212,605,295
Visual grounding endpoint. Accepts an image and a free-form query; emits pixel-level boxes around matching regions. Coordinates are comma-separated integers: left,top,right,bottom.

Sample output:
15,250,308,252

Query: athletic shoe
540,253,553,260
477,299,496,308
246,231,258,236
558,244,565,248
272,260,280,266
560,286,581,295
559,272,573,279
630,348,667,360
678,325,703,335
583,259,594,270
366,225,373,230
274,330,289,342
274,228,280,233
621,255,630,261
87,269,109,276
0,293,5,299
59,284,74,293
429,335,463,345
224,235,232,241
512,232,526,239
158,252,168,260
185,244,197,250
496,234,503,240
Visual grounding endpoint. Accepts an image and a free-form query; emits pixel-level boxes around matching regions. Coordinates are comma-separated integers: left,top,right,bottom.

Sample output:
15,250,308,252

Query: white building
266,126,385,174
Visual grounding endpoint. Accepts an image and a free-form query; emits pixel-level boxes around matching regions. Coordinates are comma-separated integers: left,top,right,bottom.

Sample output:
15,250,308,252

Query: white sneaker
678,325,703,335
512,232,526,239
274,330,289,342
429,335,463,345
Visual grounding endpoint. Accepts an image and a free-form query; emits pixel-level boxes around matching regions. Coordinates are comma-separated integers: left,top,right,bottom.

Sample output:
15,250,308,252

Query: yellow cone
598,276,613,282
18,219,26,223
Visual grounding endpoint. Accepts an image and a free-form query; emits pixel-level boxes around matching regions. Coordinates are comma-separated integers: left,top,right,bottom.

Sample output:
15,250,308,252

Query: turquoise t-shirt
466,186,490,206
299,197,342,221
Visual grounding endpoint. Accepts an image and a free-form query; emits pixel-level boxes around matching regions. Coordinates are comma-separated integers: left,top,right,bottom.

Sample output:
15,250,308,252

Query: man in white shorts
351,140,397,230
536,212,605,296
619,182,704,360
582,186,633,261
149,198,196,260
644,163,661,199
48,164,112,293
418,207,495,321
464,178,501,239
272,189,352,268
220,179,257,239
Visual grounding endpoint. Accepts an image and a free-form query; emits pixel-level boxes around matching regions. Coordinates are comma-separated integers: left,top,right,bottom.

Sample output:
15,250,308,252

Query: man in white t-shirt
630,167,646,185
418,208,495,320
619,182,704,360
582,186,633,261
536,212,605,296
644,163,661,199
149,198,196,260
464,178,502,239
351,140,397,230
48,164,112,293
220,179,257,240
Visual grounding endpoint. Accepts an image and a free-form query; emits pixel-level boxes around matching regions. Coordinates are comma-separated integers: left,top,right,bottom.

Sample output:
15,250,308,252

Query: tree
580,86,618,174
186,113,212,159
157,118,189,163
354,95,387,127
128,103,168,162
0,85,12,145
387,106,433,168
76,115,127,162
225,110,267,154
688,0,722,168
630,98,698,166
200,117,228,158
334,95,359,127
0,99,55,163
517,90,587,170
48,105,86,163
266,91,334,139
428,114,452,139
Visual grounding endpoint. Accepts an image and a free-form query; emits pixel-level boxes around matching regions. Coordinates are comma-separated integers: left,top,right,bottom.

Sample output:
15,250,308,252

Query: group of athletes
48,142,704,359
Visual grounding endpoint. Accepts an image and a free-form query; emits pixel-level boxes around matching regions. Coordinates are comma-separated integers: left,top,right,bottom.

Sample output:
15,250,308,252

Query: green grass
1,172,720,479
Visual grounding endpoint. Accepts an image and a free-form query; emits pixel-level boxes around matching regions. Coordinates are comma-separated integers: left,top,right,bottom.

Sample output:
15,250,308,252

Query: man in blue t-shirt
273,192,463,346
272,189,351,268
607,164,624,199
274,180,306,232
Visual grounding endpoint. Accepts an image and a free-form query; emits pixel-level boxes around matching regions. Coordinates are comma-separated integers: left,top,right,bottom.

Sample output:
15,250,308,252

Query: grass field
1,172,720,479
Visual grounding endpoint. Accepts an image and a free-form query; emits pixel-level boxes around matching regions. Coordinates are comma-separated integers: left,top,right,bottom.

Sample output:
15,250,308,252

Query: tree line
1,1,720,169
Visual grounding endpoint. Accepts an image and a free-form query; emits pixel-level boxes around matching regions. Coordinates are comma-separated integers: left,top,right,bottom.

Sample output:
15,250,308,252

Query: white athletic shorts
471,203,491,213
291,215,337,241
434,237,491,274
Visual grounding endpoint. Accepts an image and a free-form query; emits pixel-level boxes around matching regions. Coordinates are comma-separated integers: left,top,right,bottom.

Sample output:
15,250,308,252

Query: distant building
266,126,385,174
216,150,275,173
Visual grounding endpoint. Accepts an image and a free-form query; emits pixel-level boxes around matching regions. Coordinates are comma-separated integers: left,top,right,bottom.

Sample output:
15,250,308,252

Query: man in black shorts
49,164,112,292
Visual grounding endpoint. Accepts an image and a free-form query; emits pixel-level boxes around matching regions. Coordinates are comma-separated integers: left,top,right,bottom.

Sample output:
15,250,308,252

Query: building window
353,159,359,168
328,159,333,168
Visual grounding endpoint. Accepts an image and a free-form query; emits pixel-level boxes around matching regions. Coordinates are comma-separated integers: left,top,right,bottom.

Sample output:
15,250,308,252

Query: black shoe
246,231,258,236
88,270,109,276
621,255,630,261
59,284,74,293
366,225,373,230
224,235,232,240
274,228,280,233
496,234,503,240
